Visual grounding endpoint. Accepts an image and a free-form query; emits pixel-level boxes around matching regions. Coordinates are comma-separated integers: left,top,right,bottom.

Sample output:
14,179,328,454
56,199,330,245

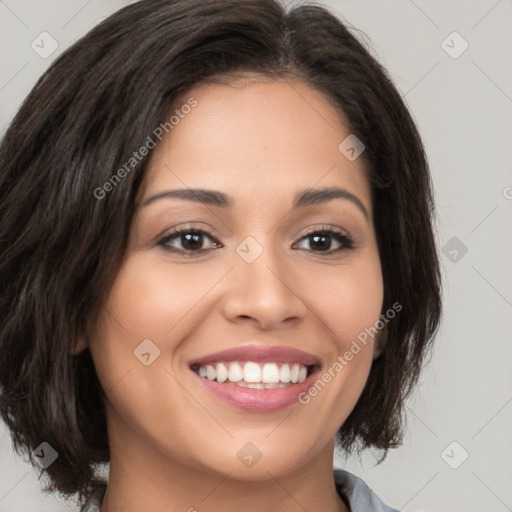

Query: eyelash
157,225,356,257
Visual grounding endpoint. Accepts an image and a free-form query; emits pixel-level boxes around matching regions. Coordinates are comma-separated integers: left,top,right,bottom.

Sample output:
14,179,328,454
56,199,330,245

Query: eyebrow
142,186,369,221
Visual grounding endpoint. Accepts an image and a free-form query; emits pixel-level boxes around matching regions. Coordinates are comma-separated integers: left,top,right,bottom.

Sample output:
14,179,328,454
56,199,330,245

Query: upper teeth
195,361,309,384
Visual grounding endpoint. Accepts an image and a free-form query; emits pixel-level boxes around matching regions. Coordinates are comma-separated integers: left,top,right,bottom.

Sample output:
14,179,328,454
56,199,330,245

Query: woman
0,1,442,511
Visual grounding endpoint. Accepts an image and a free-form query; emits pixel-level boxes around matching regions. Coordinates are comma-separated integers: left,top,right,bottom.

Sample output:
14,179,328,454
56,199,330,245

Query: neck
99,418,348,512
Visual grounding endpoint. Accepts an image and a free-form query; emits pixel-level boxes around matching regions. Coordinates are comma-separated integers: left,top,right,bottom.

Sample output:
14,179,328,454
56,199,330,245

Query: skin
79,75,387,512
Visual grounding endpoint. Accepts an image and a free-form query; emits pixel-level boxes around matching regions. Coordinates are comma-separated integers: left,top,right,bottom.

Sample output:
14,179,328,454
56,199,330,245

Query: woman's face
86,76,385,481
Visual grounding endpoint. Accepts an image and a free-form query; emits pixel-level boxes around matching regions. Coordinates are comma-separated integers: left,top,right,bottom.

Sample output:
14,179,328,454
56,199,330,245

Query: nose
220,243,308,330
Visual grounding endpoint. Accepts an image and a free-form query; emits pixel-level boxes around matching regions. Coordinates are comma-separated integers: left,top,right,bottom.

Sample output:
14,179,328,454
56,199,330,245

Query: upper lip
189,344,320,367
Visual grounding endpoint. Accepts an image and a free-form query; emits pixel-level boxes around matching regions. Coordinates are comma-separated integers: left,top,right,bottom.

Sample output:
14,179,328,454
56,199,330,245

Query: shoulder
334,468,401,512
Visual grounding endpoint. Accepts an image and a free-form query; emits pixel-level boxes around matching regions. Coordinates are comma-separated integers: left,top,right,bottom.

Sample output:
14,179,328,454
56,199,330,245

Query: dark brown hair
0,0,442,502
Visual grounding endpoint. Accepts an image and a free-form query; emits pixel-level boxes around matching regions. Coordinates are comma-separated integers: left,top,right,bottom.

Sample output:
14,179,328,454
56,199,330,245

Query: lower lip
191,369,318,412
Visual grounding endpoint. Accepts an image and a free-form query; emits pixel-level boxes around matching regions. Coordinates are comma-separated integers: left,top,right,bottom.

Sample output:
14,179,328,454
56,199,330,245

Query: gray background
1,0,511,511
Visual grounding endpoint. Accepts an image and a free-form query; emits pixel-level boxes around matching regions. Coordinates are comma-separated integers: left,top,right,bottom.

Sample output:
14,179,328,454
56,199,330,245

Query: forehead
142,77,372,216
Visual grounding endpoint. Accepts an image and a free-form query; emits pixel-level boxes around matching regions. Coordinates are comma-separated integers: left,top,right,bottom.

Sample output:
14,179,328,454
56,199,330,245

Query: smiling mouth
190,361,318,389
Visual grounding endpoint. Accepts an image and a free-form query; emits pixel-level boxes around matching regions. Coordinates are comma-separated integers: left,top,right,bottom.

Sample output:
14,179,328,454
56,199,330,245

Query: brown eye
158,228,222,255
294,227,355,254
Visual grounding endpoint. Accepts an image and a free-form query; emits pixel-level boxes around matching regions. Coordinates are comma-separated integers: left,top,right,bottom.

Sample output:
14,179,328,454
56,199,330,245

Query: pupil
183,232,202,250
311,234,330,251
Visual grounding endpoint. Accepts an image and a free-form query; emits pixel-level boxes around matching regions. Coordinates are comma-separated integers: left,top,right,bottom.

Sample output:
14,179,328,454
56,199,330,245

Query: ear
372,324,388,360
70,335,88,356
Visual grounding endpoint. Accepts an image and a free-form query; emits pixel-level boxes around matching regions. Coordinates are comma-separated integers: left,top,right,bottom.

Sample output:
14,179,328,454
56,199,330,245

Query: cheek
95,254,220,343
87,256,211,453
296,271,382,433
301,252,383,401
86,255,199,394
313,253,384,351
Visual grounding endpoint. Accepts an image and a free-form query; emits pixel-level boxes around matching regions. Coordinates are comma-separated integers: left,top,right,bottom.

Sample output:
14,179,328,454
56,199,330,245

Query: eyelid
157,225,222,250
299,224,349,238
